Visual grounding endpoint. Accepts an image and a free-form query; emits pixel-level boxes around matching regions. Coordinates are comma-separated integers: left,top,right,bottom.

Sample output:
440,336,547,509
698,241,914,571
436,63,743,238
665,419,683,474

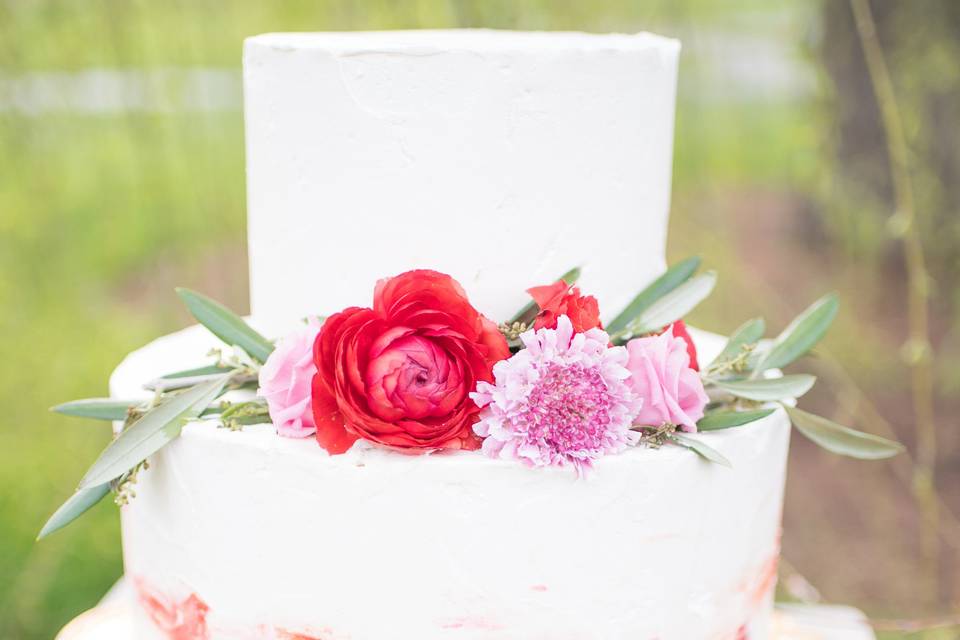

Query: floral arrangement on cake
39,257,903,539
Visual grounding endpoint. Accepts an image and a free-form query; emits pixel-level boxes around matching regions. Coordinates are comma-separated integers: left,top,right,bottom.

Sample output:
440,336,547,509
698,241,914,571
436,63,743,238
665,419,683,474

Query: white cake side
112,324,790,640
244,30,680,333
110,29,795,640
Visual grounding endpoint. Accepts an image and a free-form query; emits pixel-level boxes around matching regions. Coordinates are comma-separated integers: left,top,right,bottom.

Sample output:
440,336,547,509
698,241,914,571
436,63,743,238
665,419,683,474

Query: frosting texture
243,30,680,333
112,324,790,640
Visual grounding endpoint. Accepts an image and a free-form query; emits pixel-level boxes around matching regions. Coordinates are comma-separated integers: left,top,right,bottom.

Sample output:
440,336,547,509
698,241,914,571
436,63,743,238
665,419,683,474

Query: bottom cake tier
110,323,791,640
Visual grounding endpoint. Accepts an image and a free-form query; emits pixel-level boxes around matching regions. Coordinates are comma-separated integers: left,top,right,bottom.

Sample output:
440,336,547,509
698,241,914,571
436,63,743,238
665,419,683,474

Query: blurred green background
1,1,958,638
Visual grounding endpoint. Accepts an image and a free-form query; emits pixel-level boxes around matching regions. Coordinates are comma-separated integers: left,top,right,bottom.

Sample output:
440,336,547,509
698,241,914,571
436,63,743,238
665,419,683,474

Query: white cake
111,30,793,639
244,30,678,332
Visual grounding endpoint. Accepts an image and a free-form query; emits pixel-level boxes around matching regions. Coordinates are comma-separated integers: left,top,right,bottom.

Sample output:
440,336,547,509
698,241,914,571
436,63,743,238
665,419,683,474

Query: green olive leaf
176,288,274,363
670,433,732,467
785,406,905,460
756,294,838,372
78,375,229,489
37,483,111,540
708,317,766,369
51,399,137,421
712,374,816,401
607,256,701,334
697,408,776,431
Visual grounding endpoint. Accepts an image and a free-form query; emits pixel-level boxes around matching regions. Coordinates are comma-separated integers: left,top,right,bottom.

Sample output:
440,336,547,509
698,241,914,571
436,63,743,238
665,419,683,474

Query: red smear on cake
711,622,750,640
134,578,209,640
275,629,341,640
440,617,504,631
725,533,782,640
722,550,778,639
750,553,779,607
530,584,548,592
735,530,781,607
271,622,355,639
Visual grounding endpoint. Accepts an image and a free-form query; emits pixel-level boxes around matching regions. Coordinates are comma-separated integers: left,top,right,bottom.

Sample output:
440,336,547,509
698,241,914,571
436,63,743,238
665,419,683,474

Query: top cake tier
244,30,680,331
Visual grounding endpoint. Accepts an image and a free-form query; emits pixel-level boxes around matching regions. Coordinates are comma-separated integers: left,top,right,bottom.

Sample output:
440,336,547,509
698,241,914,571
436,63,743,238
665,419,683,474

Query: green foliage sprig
696,292,903,463
511,257,904,465
38,292,274,539
607,256,702,335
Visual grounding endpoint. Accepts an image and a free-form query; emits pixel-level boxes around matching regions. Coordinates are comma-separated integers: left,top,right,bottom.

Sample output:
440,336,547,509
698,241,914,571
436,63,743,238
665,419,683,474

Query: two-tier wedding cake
47,29,900,640
112,30,786,639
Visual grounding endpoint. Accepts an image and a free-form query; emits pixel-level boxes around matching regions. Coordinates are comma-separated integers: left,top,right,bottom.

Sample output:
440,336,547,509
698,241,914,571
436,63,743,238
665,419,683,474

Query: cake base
57,581,877,640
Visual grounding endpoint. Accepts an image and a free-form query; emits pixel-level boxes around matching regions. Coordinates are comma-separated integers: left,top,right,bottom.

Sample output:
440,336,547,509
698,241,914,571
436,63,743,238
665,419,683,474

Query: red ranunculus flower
526,280,602,333
312,270,510,454
660,319,699,371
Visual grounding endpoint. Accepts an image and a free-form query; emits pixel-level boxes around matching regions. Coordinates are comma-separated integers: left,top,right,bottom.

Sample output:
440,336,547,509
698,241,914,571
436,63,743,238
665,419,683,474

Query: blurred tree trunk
818,0,960,294
819,0,960,610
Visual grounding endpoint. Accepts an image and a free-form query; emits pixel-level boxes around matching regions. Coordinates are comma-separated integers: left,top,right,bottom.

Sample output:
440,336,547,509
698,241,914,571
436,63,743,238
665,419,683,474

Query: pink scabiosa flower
258,318,322,438
625,327,709,433
471,315,642,474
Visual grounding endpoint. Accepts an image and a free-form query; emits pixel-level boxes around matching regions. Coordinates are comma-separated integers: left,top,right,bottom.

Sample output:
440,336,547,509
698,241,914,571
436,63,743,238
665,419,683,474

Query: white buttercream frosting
112,324,790,640
109,30,793,639
243,30,680,334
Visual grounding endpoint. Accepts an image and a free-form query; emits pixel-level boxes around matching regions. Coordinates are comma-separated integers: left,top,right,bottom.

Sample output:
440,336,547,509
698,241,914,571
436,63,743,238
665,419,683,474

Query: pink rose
625,328,709,432
258,318,322,438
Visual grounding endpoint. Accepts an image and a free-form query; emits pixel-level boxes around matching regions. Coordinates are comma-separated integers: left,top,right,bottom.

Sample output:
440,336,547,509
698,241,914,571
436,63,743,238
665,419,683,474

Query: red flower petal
311,374,359,454
526,280,602,333
527,281,570,311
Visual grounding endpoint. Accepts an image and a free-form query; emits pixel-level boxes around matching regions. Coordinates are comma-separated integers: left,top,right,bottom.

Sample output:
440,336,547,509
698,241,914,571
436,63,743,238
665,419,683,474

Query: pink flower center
516,362,617,456
364,334,465,421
